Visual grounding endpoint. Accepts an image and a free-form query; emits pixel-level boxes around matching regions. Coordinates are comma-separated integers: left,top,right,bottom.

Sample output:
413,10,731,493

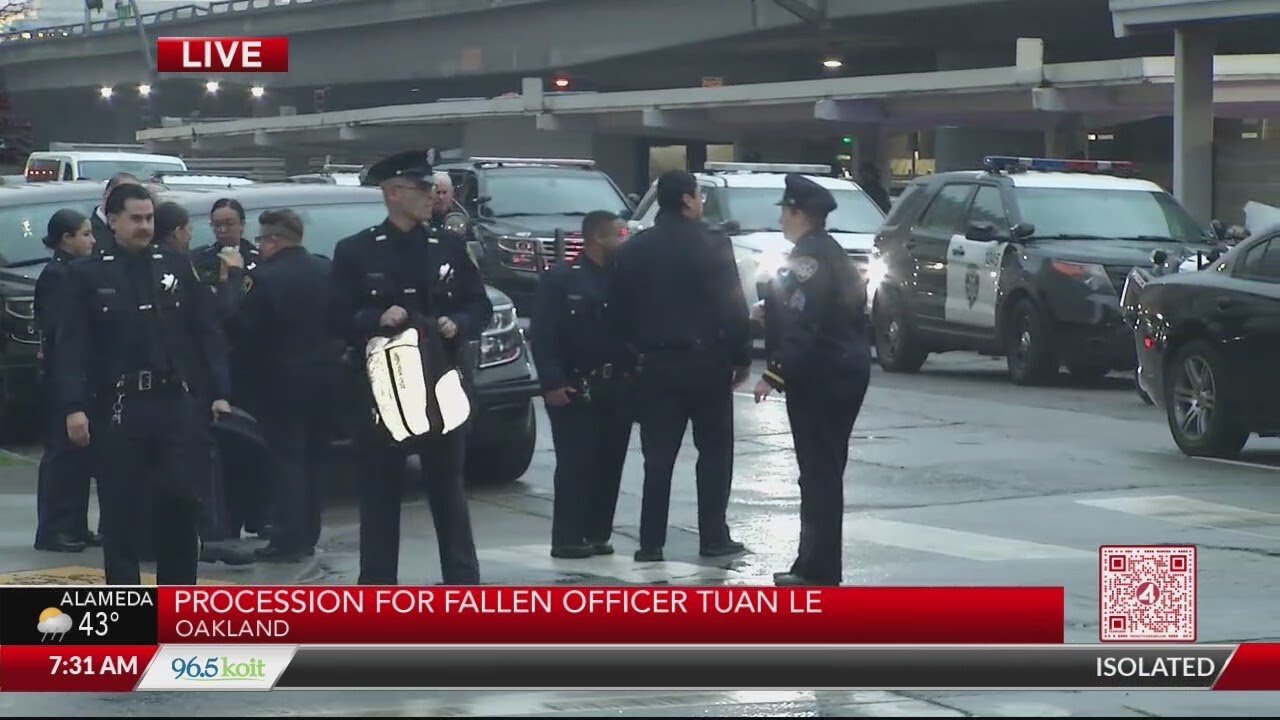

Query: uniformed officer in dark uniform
55,183,232,585
33,209,98,553
191,198,269,539
530,210,633,559
610,170,751,562
229,208,339,562
330,149,492,585
90,173,141,256
753,174,872,587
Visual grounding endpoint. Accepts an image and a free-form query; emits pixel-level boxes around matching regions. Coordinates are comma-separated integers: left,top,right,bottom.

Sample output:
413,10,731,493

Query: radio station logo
155,37,289,73
37,607,73,642
135,645,296,691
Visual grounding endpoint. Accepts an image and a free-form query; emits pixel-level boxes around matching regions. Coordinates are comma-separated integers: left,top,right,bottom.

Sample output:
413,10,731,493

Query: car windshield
0,198,99,266
79,160,186,181
717,186,886,233
1014,187,1214,244
483,171,629,217
187,201,387,258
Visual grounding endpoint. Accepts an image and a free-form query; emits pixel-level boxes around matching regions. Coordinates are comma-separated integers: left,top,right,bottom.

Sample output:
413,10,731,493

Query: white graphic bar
135,644,298,691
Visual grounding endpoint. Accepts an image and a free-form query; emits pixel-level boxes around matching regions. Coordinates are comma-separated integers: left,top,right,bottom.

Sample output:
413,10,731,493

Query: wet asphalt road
2,352,1279,716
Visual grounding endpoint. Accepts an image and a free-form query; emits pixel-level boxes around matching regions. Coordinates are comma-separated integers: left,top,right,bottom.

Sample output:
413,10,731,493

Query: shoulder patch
790,256,819,282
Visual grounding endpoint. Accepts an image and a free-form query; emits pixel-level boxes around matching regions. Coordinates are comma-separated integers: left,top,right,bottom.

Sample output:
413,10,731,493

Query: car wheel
873,292,928,373
1005,298,1058,386
1164,340,1249,458
465,401,537,485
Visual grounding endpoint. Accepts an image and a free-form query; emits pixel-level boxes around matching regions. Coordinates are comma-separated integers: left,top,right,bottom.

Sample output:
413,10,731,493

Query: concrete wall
458,116,644,195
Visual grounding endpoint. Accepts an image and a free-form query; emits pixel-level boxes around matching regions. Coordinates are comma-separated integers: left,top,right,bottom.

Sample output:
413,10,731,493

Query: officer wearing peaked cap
330,149,491,586
753,173,871,587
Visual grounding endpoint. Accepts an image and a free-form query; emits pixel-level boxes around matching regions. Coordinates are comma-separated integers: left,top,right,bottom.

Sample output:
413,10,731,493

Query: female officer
753,174,872,587
34,209,97,552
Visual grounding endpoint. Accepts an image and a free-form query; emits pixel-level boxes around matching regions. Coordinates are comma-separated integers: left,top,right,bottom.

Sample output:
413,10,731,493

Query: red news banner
2,586,1279,691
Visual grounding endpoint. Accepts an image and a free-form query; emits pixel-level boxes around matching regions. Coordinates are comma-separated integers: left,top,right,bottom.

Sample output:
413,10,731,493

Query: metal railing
0,0,322,45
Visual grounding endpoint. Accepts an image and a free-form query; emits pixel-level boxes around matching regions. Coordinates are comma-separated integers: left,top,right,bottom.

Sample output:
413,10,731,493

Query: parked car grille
538,235,584,270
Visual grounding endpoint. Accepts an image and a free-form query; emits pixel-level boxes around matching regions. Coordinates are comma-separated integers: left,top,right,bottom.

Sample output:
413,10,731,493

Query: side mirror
1011,222,1036,239
1211,219,1225,240
626,192,641,205
476,194,492,206
965,221,996,242
619,208,633,220
719,219,742,235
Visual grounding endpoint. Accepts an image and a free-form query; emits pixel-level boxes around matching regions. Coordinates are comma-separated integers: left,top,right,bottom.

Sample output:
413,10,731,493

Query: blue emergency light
983,156,1135,174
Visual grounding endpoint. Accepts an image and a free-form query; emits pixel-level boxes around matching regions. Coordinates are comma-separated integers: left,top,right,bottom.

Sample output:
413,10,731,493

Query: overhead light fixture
99,86,113,99
137,83,151,96
205,80,220,93
553,75,570,89
822,57,844,69
250,85,265,98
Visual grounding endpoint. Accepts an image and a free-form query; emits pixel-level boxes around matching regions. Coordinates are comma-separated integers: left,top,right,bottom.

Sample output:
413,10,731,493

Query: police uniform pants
546,390,632,548
357,428,479,585
635,350,735,552
92,387,200,586
784,381,868,586
262,390,330,554
36,384,94,545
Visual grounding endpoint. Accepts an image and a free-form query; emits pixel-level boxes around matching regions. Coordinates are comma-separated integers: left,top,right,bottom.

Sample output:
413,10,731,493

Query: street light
822,56,844,69
250,85,265,98
138,83,151,96
205,80,220,93
99,86,113,99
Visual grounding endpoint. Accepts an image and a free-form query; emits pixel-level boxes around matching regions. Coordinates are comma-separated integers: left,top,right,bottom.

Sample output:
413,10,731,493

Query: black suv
0,180,103,437
871,156,1219,385
436,157,635,313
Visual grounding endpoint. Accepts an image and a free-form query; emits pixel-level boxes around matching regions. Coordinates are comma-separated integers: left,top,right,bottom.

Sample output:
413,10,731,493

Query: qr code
1099,545,1196,642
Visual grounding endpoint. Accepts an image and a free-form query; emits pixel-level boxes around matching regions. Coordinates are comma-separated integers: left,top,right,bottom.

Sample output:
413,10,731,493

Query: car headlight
495,236,540,271
480,303,522,368
1050,260,1113,293
865,253,888,289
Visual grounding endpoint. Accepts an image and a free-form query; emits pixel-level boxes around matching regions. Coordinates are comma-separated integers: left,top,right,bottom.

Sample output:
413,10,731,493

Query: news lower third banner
0,585,1277,691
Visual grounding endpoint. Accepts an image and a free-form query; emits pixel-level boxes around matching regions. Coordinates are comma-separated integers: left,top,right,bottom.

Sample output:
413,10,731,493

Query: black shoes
773,572,837,587
634,548,664,562
34,534,86,553
589,542,614,556
79,532,102,547
254,545,306,563
201,541,257,566
700,540,747,558
551,544,593,559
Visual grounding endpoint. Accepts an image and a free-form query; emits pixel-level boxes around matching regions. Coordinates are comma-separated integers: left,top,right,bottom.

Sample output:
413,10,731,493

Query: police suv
872,156,1217,385
628,162,888,327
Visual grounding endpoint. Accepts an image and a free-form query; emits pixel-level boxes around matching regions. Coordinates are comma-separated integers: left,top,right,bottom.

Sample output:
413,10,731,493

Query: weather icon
37,607,73,641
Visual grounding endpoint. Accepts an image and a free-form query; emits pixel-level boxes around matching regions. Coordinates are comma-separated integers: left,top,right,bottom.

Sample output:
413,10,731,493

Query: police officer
610,170,751,562
191,198,269,539
330,149,491,585
530,210,633,558
55,183,232,585
753,174,872,587
33,209,97,553
229,208,339,562
89,173,141,255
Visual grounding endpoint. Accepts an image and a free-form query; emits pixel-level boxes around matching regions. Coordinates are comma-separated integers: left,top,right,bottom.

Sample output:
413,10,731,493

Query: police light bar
983,156,1135,174
704,162,832,175
469,157,596,169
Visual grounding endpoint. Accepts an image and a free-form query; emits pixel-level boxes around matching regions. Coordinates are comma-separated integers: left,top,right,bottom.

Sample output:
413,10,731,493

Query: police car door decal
944,234,1007,329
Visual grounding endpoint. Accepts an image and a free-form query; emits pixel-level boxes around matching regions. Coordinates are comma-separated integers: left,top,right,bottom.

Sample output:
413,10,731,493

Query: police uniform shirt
53,248,231,416
529,254,624,392
229,245,337,382
191,239,261,287
761,175,868,392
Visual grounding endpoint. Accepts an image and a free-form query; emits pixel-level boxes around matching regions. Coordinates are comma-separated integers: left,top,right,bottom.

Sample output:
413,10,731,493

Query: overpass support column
1173,26,1216,225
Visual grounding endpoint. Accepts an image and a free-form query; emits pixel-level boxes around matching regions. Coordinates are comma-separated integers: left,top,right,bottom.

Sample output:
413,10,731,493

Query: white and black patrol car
871,156,1218,385
628,162,888,328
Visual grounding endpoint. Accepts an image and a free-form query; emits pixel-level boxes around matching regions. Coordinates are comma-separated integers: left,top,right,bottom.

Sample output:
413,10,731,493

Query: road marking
1195,456,1280,473
477,544,736,584
1076,495,1280,534
846,518,1092,561
0,566,235,585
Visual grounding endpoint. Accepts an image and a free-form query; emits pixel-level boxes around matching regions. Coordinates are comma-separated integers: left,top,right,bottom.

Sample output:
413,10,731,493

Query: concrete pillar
934,49,1044,172
1044,115,1087,159
1173,27,1215,224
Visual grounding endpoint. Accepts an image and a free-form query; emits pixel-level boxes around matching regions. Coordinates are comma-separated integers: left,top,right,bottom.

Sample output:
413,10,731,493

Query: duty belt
117,370,186,393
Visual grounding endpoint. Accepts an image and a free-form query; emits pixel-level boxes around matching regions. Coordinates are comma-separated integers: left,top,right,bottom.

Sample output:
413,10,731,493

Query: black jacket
610,211,750,366
89,210,116,256
761,229,870,393
54,245,231,415
529,253,628,393
33,249,75,379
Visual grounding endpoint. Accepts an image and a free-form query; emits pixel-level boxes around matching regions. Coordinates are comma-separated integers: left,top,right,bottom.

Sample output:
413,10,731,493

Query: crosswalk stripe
1076,495,1280,535
846,518,1093,561
477,544,735,583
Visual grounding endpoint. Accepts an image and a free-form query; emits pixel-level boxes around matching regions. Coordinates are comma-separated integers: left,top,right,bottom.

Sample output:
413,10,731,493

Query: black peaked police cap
361,149,441,186
777,173,838,217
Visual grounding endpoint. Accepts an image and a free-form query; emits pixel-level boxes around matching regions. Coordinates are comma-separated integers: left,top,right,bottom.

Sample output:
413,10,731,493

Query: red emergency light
983,156,1135,174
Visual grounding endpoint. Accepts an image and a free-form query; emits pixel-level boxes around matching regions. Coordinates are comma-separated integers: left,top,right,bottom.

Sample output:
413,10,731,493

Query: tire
1005,298,1058,386
1163,340,1249,458
465,401,537,485
873,292,928,373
